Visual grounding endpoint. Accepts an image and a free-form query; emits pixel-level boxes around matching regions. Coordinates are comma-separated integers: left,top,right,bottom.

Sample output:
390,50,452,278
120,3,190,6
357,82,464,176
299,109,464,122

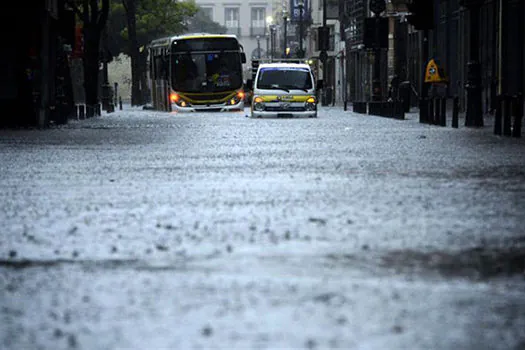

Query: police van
246,59,323,118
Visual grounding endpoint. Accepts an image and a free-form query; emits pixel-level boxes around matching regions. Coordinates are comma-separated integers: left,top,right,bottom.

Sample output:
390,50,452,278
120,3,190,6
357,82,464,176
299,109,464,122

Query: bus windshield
256,67,313,91
171,52,243,93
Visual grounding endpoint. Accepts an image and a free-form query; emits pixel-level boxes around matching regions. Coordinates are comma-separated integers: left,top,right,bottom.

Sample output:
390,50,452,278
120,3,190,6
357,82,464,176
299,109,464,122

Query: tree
185,8,227,34
67,0,110,115
110,0,198,105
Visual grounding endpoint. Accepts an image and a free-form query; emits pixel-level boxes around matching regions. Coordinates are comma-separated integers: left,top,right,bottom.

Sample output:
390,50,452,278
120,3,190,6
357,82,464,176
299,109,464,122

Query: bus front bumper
172,101,244,113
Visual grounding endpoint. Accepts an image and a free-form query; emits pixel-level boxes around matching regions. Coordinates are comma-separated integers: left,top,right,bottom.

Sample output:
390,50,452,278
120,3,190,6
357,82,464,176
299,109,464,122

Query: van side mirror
245,79,253,90
316,80,324,90
241,52,247,64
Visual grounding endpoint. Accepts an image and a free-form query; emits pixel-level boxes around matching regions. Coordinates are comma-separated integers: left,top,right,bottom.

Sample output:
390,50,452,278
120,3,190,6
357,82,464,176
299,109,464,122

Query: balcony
250,27,266,37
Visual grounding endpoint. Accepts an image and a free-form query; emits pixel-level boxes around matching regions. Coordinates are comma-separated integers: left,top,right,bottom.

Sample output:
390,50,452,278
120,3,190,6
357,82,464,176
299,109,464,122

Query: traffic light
406,0,434,30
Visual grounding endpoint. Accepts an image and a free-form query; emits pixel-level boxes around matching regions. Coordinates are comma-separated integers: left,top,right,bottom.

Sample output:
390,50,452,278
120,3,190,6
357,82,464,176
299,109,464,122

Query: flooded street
1,106,525,349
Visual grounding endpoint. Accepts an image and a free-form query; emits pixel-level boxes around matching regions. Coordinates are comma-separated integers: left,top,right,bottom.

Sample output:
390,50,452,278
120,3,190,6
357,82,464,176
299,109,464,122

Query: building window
225,7,240,36
251,7,266,37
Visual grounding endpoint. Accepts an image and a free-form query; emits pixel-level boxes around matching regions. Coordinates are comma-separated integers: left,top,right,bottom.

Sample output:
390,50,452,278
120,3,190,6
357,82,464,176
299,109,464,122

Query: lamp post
270,24,277,60
256,35,261,58
282,10,288,58
298,0,304,58
266,16,273,59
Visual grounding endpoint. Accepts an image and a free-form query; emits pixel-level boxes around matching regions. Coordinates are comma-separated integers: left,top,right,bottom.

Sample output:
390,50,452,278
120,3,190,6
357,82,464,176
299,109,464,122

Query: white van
246,61,323,118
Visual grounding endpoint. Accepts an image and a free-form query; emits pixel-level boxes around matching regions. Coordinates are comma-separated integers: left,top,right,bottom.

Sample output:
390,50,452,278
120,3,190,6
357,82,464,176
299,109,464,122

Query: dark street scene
1,0,524,349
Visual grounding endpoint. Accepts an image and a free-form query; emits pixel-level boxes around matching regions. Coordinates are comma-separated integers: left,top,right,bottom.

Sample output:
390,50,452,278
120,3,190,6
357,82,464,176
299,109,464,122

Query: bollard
434,98,441,125
503,95,512,136
452,96,459,128
119,96,123,110
419,98,428,124
440,97,447,126
428,98,435,124
494,95,502,135
512,94,522,138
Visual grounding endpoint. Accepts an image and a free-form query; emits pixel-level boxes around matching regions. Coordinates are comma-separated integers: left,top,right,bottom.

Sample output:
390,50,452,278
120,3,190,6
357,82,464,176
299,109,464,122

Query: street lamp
282,9,289,58
297,0,305,58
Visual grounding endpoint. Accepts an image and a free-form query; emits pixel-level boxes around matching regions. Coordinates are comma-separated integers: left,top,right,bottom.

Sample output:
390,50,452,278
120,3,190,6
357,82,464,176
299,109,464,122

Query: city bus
148,33,247,112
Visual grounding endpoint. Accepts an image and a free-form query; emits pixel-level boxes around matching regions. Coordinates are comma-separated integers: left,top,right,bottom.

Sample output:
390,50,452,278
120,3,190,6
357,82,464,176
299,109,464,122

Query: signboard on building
290,0,311,23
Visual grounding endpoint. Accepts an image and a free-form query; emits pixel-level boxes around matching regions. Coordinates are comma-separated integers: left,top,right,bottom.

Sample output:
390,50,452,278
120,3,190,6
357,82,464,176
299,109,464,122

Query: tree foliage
108,0,199,58
184,8,227,34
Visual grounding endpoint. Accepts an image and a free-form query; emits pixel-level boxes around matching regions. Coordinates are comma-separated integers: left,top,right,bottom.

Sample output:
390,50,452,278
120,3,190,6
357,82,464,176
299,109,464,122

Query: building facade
339,0,524,122
0,0,76,128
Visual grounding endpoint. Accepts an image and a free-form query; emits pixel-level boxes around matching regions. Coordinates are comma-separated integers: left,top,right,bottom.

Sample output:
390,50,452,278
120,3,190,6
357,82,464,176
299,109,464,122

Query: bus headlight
253,96,265,111
230,90,245,105
170,93,179,103
305,96,316,111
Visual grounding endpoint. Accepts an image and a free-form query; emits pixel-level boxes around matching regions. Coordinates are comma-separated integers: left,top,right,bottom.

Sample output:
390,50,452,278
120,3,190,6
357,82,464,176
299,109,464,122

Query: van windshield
256,67,313,91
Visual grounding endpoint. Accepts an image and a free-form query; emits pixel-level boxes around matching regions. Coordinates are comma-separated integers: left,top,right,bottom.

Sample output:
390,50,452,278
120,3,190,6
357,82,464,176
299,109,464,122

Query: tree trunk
83,23,101,116
69,0,109,117
139,50,149,104
124,0,143,106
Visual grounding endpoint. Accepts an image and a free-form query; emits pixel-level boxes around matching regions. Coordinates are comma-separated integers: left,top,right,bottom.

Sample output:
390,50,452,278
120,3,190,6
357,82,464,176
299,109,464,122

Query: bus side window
161,56,169,79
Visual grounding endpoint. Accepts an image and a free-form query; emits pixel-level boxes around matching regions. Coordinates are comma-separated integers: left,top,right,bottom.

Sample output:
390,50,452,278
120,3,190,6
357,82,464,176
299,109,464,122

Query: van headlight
305,96,316,111
253,96,265,111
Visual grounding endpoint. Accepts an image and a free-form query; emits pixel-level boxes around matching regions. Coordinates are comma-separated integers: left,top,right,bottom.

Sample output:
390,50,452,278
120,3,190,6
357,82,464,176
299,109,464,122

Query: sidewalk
340,100,525,143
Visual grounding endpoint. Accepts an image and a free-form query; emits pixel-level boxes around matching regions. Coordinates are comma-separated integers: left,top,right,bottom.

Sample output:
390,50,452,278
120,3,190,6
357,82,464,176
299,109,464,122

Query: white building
194,0,282,79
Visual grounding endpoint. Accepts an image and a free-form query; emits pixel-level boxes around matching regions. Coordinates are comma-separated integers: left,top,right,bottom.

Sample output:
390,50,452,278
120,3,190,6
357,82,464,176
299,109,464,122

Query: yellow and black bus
148,33,247,112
